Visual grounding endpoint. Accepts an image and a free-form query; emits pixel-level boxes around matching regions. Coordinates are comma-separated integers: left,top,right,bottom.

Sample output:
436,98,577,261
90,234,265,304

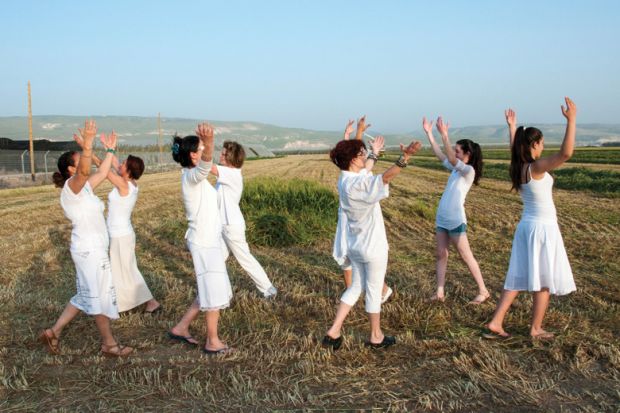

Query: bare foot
39,328,60,354
482,323,510,339
531,330,555,341
428,293,446,303
144,299,161,313
469,290,490,305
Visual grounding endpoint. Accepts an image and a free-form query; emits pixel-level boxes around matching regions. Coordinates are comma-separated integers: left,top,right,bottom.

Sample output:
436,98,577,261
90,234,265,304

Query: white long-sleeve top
215,165,245,229
435,159,474,229
181,160,222,248
338,169,390,262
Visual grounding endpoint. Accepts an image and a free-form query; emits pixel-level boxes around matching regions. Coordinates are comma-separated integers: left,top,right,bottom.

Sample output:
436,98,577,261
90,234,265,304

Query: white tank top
107,181,138,238
60,180,109,252
520,170,557,224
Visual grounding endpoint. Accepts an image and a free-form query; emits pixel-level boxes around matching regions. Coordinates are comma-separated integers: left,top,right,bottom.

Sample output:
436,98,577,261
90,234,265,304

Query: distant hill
1,116,618,149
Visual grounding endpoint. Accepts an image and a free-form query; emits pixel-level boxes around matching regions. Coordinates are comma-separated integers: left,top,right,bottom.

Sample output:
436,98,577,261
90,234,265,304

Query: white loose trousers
340,253,388,314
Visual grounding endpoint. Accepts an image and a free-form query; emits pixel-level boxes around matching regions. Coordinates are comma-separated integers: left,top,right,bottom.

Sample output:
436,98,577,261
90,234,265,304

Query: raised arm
365,135,384,171
381,141,422,184
197,122,215,163
88,131,118,190
532,97,577,175
343,119,354,140
436,117,457,166
354,115,371,141
423,117,446,162
505,108,517,147
68,120,97,194
73,133,103,168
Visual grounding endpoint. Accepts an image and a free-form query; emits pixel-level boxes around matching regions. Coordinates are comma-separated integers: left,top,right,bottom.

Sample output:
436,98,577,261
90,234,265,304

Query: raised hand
78,120,97,145
343,119,355,140
561,97,577,122
422,117,433,135
196,122,214,144
400,140,422,157
504,108,517,128
436,117,450,138
100,130,118,151
355,115,372,140
370,135,385,154
73,133,85,149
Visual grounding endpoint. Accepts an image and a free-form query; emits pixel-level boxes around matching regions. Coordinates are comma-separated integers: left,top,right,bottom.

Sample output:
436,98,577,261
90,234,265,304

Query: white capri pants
220,225,274,295
70,248,119,320
340,254,388,314
188,241,233,311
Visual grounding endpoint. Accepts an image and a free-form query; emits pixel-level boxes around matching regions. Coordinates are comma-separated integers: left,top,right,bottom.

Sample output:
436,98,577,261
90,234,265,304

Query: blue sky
1,0,619,132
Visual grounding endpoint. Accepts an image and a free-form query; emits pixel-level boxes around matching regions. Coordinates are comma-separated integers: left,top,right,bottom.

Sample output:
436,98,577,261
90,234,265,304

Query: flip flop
481,328,511,340
38,328,60,354
202,346,234,355
101,343,134,357
321,335,343,350
167,331,199,346
469,292,490,305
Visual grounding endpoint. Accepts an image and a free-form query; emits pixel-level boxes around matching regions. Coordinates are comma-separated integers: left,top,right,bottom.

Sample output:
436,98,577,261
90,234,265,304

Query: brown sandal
101,343,134,357
38,328,60,354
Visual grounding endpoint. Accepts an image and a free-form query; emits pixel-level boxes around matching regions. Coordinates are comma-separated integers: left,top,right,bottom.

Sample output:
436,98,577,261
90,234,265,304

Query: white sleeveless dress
107,182,155,312
504,171,576,295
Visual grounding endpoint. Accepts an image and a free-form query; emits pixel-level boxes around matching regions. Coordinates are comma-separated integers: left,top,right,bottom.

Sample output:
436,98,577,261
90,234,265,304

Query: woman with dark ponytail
485,98,577,340
422,116,488,304
41,120,134,357
167,123,234,354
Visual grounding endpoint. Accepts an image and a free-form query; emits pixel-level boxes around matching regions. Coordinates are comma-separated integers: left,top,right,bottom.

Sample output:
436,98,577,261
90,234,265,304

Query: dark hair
52,151,77,188
125,155,145,180
456,139,483,185
509,126,544,191
329,140,366,171
171,135,200,168
222,141,246,168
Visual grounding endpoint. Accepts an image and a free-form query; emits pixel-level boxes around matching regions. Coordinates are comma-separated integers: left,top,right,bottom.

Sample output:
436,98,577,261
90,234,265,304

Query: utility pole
28,81,35,181
158,112,163,169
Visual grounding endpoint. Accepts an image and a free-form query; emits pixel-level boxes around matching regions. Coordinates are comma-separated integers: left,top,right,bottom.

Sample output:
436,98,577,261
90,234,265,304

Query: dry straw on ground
0,154,618,412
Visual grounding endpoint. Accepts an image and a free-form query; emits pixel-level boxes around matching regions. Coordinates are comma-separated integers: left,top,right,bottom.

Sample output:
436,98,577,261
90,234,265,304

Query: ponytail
53,151,77,188
509,126,543,191
456,139,483,185
171,135,200,168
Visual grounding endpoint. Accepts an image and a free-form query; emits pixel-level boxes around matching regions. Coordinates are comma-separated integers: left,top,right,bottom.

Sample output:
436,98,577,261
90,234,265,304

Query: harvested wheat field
1,154,619,412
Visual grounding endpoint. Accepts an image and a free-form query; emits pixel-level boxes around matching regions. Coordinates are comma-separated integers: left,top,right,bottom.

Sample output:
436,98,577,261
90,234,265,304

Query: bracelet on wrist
106,148,116,154
367,152,378,162
395,155,408,168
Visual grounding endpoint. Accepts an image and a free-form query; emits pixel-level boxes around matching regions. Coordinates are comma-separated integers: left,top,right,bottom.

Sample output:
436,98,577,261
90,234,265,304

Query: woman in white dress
210,141,277,298
423,116,489,304
485,98,577,340
323,135,422,350
168,123,234,354
333,116,392,302
105,155,161,313
40,120,133,357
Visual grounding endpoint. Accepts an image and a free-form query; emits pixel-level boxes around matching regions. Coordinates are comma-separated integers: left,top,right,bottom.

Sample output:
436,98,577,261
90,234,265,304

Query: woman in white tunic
40,121,133,357
423,116,489,304
210,141,277,298
333,116,392,302
485,98,577,340
168,123,234,354
106,155,161,313
323,135,422,350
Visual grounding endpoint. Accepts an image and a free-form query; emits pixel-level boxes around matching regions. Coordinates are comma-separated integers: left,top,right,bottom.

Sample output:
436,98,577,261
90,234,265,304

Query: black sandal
321,335,343,350
365,335,396,349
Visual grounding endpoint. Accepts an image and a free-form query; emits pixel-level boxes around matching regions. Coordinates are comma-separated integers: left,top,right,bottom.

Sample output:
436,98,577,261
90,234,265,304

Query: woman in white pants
168,123,233,354
323,135,422,350
40,121,133,357
210,141,277,298
333,116,392,302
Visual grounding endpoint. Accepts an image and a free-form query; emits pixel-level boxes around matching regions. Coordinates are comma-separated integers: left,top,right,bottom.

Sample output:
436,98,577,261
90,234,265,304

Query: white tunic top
435,159,475,229
338,169,390,262
60,180,109,252
106,181,138,238
182,160,222,248
215,165,245,228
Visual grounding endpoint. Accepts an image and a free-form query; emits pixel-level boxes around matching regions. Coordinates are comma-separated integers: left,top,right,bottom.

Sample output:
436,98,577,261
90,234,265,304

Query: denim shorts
436,223,467,235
